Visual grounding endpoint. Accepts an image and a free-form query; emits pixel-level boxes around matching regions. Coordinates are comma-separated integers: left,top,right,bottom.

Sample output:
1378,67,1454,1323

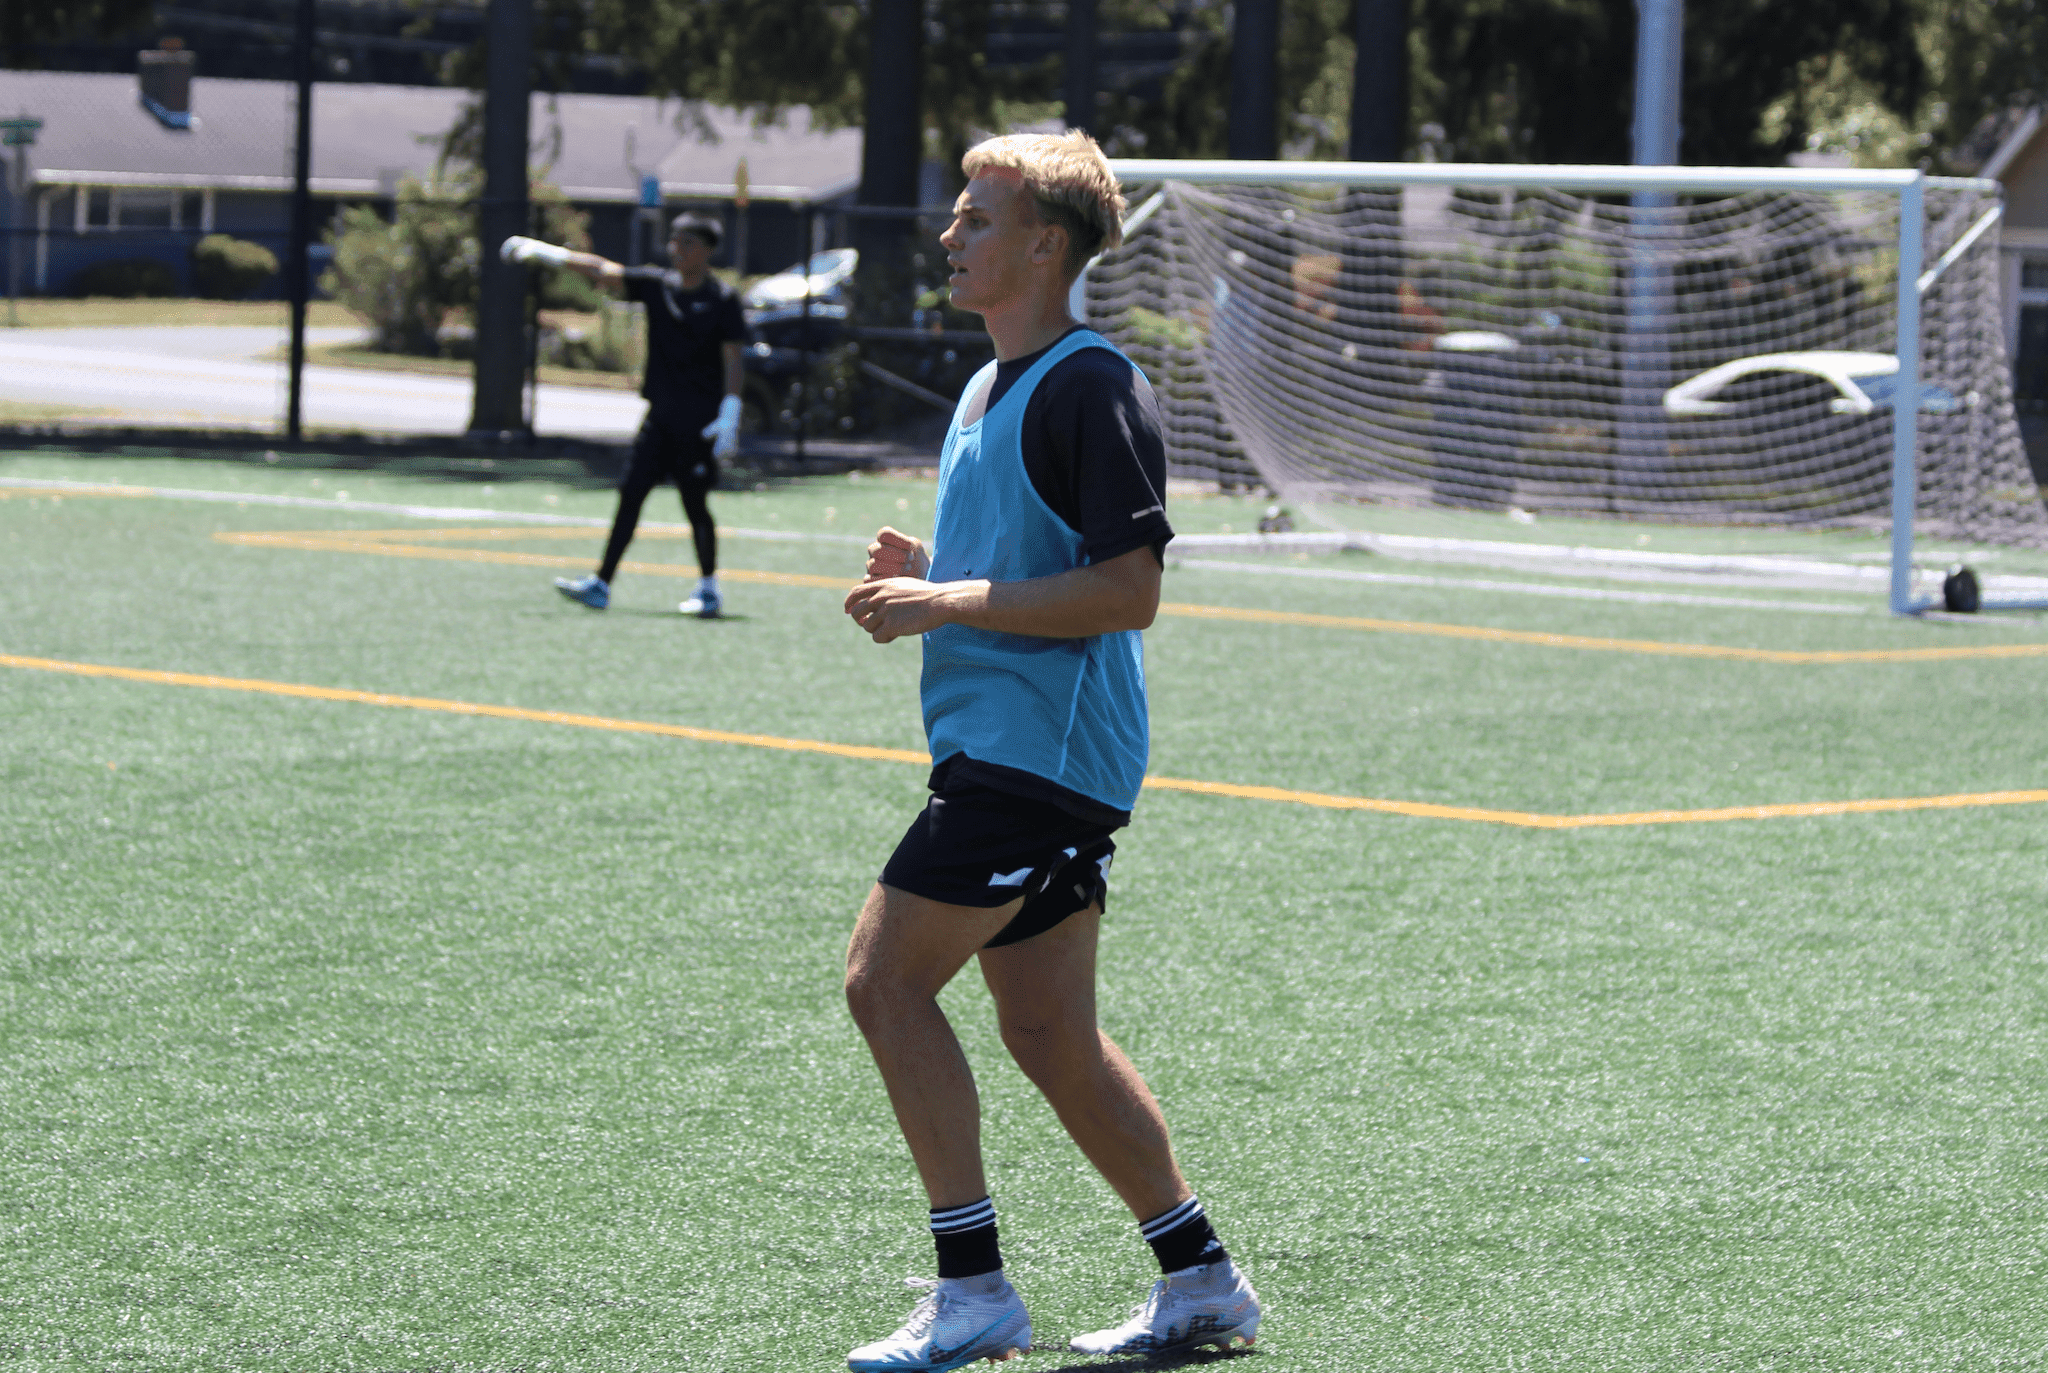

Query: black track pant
598,413,718,583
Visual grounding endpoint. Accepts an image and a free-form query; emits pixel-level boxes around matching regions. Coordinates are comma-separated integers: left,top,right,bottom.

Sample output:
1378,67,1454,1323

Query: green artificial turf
4,451,2046,1370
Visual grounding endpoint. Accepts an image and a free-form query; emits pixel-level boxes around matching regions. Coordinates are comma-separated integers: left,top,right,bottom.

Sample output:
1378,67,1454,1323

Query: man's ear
1031,222,1068,270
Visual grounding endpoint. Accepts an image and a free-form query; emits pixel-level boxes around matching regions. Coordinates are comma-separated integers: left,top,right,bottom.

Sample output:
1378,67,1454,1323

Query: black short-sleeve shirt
621,267,750,425
959,328,1175,567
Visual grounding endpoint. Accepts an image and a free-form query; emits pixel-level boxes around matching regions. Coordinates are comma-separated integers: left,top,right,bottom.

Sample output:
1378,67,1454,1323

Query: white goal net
1087,165,2048,552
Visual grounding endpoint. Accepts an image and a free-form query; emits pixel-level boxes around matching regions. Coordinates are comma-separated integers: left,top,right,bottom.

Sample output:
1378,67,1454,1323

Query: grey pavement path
0,324,646,438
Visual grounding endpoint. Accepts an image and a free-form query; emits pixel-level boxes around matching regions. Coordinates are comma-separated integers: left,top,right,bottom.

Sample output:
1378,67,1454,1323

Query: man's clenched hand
844,577,958,644
864,526,931,582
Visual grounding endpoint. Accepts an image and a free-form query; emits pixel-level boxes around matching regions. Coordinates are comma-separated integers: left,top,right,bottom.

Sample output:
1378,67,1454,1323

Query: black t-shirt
959,328,1175,567
622,267,750,423
942,329,1175,827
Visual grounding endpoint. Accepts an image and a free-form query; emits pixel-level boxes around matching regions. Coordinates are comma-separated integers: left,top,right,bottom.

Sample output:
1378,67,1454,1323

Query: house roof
0,68,862,203
1975,107,2044,185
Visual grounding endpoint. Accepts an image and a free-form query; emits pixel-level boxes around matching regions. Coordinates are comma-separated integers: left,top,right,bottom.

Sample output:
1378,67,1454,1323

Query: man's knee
843,957,895,1036
843,944,928,1037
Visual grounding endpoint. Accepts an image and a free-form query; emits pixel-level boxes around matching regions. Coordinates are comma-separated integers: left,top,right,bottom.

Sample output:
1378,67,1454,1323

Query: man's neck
979,286,1081,361
675,266,708,289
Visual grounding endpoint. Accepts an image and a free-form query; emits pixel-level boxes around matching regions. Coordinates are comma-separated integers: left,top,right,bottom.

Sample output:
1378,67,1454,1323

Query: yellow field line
318,525,647,542
1156,600,2048,663
0,653,925,763
9,652,2045,828
214,527,2048,664
213,530,849,588
1138,774,2048,828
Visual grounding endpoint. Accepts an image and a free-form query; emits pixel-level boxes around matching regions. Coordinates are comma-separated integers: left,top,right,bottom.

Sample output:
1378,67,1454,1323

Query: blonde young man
840,133,1261,1371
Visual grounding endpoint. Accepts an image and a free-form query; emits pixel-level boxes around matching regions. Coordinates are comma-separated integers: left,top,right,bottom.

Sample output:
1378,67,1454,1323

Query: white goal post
1091,158,2041,615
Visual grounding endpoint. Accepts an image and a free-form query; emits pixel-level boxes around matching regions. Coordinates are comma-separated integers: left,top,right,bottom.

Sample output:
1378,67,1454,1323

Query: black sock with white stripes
1141,1195,1228,1274
930,1196,1003,1279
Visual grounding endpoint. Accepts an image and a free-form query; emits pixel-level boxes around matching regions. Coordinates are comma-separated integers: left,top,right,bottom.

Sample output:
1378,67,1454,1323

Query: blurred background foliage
14,0,2048,175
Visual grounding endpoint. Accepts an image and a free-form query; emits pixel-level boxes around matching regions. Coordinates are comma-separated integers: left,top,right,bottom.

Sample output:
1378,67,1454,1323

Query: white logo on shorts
988,866,1035,887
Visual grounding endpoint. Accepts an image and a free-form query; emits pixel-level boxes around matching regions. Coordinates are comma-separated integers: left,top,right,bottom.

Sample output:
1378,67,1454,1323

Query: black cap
669,213,723,250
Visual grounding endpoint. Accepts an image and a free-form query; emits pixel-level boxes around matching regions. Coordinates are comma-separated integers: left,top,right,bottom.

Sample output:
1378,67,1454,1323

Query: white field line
1176,528,2048,597
1169,557,1871,615
0,476,870,543
12,476,2045,601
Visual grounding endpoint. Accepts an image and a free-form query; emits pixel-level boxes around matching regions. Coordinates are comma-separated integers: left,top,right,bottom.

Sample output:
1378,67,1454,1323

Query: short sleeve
1022,349,1173,567
619,265,666,309
715,290,751,345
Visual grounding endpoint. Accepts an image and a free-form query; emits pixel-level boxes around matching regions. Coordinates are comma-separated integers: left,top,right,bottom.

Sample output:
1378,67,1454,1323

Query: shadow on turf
609,610,755,623
1032,1348,1259,1372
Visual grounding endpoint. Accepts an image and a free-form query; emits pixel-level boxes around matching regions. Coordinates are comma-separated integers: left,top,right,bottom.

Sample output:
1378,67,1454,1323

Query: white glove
500,235,572,266
700,393,741,460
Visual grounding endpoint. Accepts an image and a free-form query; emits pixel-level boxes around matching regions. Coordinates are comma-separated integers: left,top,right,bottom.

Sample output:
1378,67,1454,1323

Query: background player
838,132,1261,1371
505,213,746,618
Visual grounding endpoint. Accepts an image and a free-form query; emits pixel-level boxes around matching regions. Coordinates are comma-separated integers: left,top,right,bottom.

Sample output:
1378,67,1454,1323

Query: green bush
321,159,593,358
538,262,605,313
321,172,475,355
547,297,644,374
67,258,178,298
190,234,280,299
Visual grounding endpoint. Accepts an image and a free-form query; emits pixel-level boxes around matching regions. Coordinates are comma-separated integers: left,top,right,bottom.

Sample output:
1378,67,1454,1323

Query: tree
1682,0,1925,165
451,0,1981,179
1089,0,1354,161
1780,0,2048,171
3,0,153,66
501,0,1045,189
1401,0,1928,166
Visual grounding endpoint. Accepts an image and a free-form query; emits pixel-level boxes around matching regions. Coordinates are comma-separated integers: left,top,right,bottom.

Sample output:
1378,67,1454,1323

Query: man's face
938,170,1060,314
669,232,712,273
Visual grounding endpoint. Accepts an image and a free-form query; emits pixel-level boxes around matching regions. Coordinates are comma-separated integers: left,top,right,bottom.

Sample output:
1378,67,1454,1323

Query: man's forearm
563,251,624,289
846,542,1159,644
936,557,1158,638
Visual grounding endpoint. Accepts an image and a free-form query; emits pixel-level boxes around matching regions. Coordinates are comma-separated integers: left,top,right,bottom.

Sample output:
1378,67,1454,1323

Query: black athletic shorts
632,411,718,493
880,769,1121,949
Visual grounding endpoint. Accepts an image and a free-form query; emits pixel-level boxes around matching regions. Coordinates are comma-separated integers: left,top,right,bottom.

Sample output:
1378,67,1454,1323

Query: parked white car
1663,350,1960,417
742,248,859,310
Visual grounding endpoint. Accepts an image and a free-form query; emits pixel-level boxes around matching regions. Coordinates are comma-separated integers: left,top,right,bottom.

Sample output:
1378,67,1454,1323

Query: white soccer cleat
848,1274,1033,1372
1068,1259,1261,1357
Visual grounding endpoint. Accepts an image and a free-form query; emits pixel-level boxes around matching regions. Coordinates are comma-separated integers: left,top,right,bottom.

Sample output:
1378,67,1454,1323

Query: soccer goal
1088,158,2048,615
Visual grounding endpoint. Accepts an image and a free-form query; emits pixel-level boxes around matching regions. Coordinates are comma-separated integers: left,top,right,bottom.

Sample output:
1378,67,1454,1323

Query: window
2023,260,2048,290
122,190,176,228
2015,306,2048,411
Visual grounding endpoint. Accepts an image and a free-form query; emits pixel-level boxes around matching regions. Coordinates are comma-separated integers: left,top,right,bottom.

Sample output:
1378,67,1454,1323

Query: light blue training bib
920,329,1152,814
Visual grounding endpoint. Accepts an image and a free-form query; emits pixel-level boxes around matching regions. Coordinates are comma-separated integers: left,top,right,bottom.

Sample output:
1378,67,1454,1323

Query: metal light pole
854,0,922,329
469,0,533,437
1619,0,1684,509
1064,0,1098,136
1228,0,1280,161
2,116,44,328
1348,0,1406,162
284,0,315,439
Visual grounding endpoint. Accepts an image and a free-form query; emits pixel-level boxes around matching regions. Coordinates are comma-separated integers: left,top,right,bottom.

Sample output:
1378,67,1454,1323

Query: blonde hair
961,131,1127,276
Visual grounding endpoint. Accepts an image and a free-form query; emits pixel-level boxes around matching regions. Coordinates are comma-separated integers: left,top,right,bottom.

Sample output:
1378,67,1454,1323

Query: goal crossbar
1103,159,2012,615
